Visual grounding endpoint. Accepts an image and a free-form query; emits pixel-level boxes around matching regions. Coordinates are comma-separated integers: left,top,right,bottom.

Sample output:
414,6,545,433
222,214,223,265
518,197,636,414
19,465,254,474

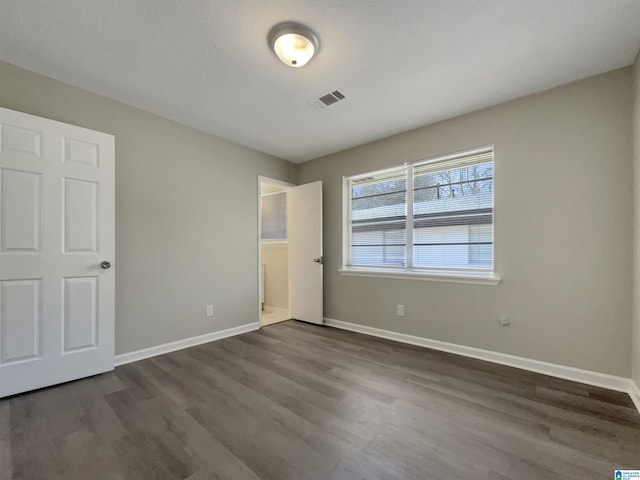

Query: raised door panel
0,169,41,253
63,178,98,253
0,124,42,158
0,279,41,364
63,276,98,352
63,138,99,168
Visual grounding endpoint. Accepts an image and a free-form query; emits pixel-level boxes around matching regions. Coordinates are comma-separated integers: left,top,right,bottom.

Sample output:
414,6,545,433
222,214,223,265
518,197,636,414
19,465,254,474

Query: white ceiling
1,1,640,163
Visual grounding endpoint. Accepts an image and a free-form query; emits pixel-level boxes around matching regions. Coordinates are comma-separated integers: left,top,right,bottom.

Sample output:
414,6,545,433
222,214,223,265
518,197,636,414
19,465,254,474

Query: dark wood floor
1,320,639,479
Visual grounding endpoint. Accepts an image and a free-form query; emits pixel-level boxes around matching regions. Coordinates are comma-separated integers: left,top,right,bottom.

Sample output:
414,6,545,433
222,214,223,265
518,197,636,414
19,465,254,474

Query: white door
0,107,115,398
289,181,323,324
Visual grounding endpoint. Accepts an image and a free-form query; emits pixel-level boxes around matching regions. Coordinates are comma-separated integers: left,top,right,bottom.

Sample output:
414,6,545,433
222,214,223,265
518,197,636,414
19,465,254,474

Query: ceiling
1,1,640,163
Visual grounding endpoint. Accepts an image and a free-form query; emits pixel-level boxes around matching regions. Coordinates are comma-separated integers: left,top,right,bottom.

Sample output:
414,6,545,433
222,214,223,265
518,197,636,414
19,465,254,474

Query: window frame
341,146,500,285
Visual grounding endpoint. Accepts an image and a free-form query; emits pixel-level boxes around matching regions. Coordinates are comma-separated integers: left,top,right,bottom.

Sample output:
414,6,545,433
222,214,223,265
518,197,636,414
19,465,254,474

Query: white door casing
0,107,115,398
289,181,323,325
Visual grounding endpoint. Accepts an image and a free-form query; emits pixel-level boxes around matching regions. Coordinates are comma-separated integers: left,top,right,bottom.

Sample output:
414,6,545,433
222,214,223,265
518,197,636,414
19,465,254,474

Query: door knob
313,257,323,265
100,261,111,269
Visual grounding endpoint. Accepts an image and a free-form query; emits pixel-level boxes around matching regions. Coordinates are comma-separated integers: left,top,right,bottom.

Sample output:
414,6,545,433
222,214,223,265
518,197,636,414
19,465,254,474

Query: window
343,147,498,284
261,191,287,241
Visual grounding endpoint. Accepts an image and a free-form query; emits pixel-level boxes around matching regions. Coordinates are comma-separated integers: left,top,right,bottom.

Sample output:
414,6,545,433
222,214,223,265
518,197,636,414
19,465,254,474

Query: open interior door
289,181,323,324
0,107,115,398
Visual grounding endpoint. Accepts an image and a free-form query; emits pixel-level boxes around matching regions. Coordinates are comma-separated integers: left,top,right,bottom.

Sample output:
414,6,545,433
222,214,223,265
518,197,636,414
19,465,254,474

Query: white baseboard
629,380,640,413
115,322,260,366
112,316,639,415
324,318,635,397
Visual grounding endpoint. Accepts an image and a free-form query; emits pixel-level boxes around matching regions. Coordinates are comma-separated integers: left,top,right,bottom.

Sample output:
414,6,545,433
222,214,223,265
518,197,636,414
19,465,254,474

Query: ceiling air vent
310,90,347,109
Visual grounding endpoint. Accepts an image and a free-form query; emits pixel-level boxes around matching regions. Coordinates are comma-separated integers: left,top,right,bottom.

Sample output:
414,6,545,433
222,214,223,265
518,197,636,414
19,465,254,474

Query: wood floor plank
0,402,10,480
3,320,640,479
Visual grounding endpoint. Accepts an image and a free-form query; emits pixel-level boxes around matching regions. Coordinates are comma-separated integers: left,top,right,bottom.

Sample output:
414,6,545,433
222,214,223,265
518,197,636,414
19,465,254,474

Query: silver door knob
313,257,323,265
100,261,111,269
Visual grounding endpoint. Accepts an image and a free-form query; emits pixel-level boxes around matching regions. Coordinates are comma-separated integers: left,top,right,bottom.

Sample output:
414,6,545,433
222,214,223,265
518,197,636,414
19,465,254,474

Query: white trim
261,240,288,247
410,144,495,167
339,267,501,285
257,175,295,328
342,175,352,269
257,175,294,189
629,380,640,413
347,164,408,183
114,322,260,366
342,146,497,280
261,190,287,198
405,165,415,269
113,316,639,414
324,317,633,394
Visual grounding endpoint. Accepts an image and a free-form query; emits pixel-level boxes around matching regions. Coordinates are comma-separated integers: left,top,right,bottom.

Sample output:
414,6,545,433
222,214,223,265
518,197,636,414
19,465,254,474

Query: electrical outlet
206,305,214,317
397,304,405,317
497,316,510,326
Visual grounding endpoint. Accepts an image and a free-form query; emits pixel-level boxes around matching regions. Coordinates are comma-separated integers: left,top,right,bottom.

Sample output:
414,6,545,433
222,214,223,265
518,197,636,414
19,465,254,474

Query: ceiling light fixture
268,22,319,68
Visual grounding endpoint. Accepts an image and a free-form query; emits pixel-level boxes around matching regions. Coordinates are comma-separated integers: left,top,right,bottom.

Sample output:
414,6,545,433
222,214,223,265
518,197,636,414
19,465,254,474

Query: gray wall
0,61,296,355
633,53,640,386
298,68,633,377
1,59,634,377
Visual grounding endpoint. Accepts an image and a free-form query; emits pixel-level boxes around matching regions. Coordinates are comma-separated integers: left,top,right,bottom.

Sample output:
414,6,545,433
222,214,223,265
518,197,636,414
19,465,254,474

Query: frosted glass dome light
268,22,320,68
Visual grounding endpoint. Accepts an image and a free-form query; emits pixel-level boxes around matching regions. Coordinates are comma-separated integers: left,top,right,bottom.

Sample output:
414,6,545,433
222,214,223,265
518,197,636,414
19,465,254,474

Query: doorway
257,176,324,327
259,177,293,326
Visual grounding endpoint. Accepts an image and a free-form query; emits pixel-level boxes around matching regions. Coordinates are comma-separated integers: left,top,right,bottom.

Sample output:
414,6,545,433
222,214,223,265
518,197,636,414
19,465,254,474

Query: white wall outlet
397,304,405,317
206,305,214,317
497,316,511,326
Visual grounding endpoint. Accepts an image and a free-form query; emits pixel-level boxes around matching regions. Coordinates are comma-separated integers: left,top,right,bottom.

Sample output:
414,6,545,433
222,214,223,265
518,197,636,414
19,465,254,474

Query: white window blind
350,167,407,267
345,147,494,273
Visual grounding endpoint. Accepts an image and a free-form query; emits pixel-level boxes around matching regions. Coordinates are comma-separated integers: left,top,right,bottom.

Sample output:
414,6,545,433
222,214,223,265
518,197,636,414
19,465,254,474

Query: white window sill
339,267,501,285
261,240,288,246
